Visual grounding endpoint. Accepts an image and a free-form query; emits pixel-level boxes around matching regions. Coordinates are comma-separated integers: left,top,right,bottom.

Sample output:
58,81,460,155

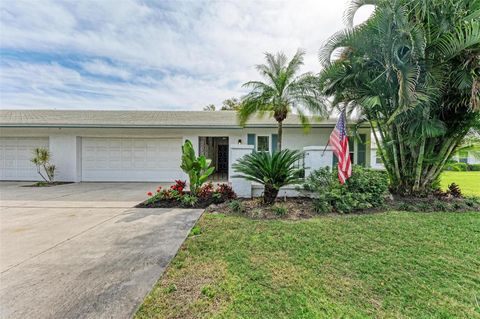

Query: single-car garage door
0,137,49,181
81,137,183,182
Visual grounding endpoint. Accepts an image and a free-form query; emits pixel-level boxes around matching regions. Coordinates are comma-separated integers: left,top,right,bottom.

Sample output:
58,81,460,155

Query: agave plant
180,140,215,195
233,149,304,205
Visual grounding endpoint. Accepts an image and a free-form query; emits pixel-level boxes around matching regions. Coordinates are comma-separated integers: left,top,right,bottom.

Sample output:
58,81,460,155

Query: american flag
329,110,352,184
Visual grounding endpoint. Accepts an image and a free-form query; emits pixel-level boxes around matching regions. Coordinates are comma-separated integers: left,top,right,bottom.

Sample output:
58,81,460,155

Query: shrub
447,183,462,198
468,164,480,171
272,205,287,216
233,150,304,205
215,183,236,200
444,162,468,171
181,140,215,195
303,166,389,213
228,200,244,213
31,147,56,183
198,182,214,199
181,194,198,207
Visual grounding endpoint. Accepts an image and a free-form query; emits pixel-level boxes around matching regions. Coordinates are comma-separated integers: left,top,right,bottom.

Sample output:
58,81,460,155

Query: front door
217,144,228,173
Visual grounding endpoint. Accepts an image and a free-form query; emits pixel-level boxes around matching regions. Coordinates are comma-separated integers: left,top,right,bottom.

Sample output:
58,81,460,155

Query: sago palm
232,149,304,204
239,50,327,151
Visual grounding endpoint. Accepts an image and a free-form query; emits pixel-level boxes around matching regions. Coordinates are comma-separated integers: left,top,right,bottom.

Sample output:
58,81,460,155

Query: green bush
468,164,480,171
303,166,389,214
228,200,244,213
272,205,287,216
181,194,198,207
444,162,468,171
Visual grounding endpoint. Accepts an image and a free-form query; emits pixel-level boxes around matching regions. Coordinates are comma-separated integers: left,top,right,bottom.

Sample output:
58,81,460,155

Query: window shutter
271,134,278,153
247,134,256,150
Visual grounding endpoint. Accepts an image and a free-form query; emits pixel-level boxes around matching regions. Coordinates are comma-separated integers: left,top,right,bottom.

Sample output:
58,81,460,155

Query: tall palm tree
318,0,480,195
239,50,327,151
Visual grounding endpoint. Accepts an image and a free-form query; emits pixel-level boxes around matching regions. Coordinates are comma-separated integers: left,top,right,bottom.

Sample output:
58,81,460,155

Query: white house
0,109,372,182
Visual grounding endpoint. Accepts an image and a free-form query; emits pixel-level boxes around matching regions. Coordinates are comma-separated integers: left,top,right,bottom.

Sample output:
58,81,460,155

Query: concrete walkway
0,182,203,319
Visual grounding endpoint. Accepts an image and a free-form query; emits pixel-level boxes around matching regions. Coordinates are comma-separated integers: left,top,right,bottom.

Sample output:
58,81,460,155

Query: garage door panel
81,138,182,182
0,137,49,181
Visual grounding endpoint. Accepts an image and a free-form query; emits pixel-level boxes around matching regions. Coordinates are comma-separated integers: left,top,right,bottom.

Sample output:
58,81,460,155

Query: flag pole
321,141,329,156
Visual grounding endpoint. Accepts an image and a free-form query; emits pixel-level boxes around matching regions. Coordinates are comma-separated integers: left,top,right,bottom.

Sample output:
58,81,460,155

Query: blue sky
0,0,372,110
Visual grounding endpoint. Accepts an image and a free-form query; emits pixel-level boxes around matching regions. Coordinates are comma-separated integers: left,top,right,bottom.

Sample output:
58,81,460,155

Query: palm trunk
413,138,426,192
277,120,283,152
264,184,279,205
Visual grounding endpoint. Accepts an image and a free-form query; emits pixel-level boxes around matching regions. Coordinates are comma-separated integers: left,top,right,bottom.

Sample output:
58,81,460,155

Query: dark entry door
217,144,228,173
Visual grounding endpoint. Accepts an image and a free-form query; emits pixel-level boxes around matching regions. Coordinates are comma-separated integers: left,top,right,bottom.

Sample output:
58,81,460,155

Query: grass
136,211,480,319
440,171,480,196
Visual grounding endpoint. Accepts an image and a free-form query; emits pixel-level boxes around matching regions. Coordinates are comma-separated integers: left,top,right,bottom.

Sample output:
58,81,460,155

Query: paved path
0,182,203,319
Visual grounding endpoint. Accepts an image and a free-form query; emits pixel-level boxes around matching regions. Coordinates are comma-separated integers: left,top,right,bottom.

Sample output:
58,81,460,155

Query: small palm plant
31,147,55,183
233,149,304,205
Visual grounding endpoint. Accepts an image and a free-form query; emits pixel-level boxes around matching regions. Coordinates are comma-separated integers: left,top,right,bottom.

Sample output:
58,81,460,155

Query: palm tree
239,50,327,151
318,0,480,195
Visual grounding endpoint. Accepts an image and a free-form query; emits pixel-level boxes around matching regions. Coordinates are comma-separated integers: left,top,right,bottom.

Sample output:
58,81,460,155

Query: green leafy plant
233,149,304,205
180,140,215,195
181,194,199,207
228,200,244,213
447,183,462,198
272,205,287,216
303,166,389,213
318,0,480,195
31,147,55,183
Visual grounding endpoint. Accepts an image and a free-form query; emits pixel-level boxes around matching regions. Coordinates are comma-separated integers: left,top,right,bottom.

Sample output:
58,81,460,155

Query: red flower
156,188,161,193
147,192,153,196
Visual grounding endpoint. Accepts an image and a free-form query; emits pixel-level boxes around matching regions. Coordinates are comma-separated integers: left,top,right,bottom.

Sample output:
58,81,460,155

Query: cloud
0,0,373,110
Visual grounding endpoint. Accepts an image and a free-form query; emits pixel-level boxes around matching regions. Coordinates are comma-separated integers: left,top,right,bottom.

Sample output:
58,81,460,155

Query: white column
49,135,81,182
229,144,254,198
303,146,333,177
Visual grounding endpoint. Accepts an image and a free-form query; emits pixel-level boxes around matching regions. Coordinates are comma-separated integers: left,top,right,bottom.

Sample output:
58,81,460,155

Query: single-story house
0,110,372,182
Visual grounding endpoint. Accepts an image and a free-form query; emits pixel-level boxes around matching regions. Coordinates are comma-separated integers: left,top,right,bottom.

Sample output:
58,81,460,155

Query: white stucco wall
0,125,372,182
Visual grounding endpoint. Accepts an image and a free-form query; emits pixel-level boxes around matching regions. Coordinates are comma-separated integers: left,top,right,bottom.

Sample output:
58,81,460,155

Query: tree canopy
318,0,480,194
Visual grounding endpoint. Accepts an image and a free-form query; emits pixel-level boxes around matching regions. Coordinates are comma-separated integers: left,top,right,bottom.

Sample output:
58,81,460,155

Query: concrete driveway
0,182,203,319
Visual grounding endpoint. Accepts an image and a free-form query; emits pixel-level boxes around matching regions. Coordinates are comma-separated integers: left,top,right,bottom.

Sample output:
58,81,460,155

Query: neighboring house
0,110,372,182
451,151,480,165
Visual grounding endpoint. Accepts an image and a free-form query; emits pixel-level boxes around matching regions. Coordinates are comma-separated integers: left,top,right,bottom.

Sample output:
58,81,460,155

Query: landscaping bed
136,180,236,209
23,181,73,187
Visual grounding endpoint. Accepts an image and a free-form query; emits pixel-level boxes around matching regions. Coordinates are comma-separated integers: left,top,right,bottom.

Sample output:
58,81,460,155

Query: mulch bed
22,182,73,187
205,195,480,220
136,195,223,209
207,197,318,220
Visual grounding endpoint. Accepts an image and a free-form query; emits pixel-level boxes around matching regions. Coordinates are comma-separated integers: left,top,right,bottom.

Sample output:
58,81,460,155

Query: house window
257,136,270,152
332,136,355,166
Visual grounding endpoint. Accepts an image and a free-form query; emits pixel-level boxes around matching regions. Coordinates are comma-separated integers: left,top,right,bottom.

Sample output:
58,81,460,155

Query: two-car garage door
81,137,182,182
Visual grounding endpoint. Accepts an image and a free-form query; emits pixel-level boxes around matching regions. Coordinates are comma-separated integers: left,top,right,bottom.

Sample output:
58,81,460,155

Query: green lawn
136,211,480,319
441,171,480,196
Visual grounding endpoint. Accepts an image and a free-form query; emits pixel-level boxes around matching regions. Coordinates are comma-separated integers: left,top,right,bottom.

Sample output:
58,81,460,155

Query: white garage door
81,137,183,182
0,137,49,181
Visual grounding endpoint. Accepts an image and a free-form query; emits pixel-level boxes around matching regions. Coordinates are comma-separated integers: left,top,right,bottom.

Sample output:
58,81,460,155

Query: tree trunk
264,184,279,205
413,138,426,192
277,120,283,152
